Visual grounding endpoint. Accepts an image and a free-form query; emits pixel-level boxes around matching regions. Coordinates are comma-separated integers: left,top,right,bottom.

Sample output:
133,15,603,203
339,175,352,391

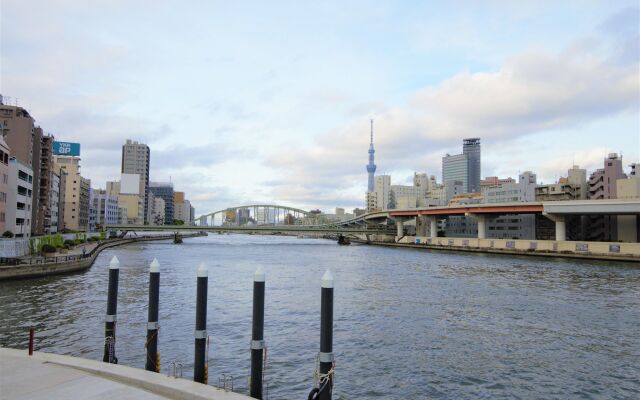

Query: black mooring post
319,269,334,400
146,258,160,372
194,264,208,384
250,267,266,399
103,256,120,363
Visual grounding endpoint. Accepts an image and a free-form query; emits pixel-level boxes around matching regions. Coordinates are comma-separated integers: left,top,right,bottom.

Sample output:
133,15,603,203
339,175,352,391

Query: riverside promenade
0,232,206,280
0,348,249,400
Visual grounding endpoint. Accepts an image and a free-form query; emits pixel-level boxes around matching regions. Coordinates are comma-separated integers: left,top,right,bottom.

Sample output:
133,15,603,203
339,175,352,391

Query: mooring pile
101,256,335,400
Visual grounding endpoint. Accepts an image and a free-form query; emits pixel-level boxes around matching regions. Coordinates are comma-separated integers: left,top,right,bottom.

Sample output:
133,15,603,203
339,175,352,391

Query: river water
1,235,639,399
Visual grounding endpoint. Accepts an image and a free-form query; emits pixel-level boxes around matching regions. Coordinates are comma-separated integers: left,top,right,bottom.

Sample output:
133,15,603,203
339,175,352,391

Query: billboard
120,173,141,195
53,141,81,156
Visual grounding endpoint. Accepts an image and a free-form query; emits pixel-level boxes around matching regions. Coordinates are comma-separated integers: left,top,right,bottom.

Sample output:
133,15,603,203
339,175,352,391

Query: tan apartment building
53,156,90,231
0,100,57,235
121,140,150,223
106,178,144,225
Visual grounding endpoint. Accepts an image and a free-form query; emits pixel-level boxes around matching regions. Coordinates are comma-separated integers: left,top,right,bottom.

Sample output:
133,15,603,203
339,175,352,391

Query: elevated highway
324,199,640,241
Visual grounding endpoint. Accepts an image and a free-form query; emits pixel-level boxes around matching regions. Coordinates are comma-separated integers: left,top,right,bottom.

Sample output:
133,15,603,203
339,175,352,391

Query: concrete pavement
0,348,250,400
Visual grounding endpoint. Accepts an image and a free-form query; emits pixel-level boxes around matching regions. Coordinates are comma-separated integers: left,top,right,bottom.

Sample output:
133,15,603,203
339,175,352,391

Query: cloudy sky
1,1,638,214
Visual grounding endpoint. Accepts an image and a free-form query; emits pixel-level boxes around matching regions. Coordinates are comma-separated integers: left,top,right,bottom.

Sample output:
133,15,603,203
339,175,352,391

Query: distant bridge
194,204,312,226
105,224,390,235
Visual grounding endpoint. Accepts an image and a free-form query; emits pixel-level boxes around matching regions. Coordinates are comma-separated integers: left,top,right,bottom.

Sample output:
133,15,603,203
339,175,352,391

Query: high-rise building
0,100,59,235
463,138,481,193
442,138,481,193
442,153,468,191
149,182,174,224
366,120,377,193
121,139,150,224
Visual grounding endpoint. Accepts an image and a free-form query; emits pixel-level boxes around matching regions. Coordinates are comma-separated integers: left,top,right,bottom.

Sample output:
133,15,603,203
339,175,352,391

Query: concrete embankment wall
369,236,640,262
0,234,203,280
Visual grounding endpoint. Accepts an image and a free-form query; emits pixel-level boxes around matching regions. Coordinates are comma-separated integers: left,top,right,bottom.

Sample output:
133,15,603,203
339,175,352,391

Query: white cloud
266,16,639,209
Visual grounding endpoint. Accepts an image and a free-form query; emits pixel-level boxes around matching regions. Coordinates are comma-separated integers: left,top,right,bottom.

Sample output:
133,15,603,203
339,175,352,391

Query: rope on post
105,336,118,364
308,354,336,399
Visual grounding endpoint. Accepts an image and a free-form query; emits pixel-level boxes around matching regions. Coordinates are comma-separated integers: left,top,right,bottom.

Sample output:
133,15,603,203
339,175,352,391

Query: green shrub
63,244,71,250
3,230,14,238
41,244,56,253
64,239,75,247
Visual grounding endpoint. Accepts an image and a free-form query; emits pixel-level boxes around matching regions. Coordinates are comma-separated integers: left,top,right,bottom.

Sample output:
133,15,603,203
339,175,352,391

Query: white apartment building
7,157,33,237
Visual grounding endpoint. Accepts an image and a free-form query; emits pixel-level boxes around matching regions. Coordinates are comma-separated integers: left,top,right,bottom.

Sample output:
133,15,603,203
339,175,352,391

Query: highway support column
543,212,566,241
467,213,487,239
416,215,427,237
427,216,438,237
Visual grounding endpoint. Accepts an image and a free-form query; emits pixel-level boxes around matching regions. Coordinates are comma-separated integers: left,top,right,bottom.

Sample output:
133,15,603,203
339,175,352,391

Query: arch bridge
195,204,313,227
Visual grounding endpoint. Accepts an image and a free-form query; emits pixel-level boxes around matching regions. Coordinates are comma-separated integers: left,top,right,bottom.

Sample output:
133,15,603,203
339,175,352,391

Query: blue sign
53,141,81,156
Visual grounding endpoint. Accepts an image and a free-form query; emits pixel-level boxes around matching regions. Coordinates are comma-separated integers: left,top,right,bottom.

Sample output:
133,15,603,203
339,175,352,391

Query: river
1,234,639,399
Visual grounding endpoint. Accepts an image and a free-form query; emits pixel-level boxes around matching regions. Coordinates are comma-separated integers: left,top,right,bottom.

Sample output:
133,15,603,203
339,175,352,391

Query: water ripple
0,235,639,398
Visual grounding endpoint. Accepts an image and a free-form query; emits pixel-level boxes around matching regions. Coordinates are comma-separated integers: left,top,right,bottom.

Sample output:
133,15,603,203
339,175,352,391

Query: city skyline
1,1,638,214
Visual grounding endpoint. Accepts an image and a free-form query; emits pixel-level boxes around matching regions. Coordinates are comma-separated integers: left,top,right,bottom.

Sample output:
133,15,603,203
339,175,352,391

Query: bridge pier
543,212,566,241
427,216,438,237
395,217,409,237
466,213,487,239
416,216,427,237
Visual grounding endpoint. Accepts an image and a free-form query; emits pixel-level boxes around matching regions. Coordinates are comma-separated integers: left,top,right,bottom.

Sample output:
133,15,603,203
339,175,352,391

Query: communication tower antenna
370,119,374,145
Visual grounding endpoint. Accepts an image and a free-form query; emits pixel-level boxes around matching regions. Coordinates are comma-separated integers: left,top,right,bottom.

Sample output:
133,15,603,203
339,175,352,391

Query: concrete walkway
0,348,250,400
